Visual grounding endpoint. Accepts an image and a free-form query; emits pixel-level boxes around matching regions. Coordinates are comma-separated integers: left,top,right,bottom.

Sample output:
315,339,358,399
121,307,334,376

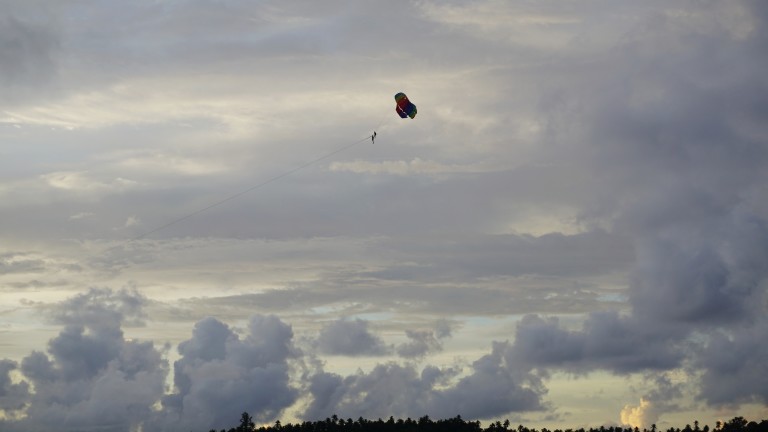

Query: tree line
211,414,768,432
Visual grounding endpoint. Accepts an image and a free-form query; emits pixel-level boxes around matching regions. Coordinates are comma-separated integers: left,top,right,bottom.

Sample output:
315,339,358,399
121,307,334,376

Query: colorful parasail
394,92,417,119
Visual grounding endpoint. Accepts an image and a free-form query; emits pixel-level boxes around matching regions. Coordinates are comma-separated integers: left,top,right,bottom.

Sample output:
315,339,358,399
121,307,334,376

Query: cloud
508,314,684,376
1,288,302,432
397,329,443,359
330,158,488,176
641,372,684,413
155,315,299,430
69,212,95,220
375,230,633,280
316,318,391,356
396,320,453,359
1,0,768,429
0,360,29,416
418,0,581,50
305,341,545,421
0,11,59,103
303,371,346,420
430,341,546,419
695,321,768,406
628,209,768,327
620,398,660,430
4,288,543,430
0,253,45,275
6,288,168,432
124,216,139,228
40,171,138,195
485,0,768,421
49,287,148,329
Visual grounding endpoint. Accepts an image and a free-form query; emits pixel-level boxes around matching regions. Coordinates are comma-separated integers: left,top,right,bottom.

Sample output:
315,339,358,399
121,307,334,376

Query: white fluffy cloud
621,398,660,430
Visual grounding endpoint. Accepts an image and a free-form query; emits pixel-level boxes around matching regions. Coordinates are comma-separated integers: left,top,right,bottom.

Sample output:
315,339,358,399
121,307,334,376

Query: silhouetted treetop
209,415,768,432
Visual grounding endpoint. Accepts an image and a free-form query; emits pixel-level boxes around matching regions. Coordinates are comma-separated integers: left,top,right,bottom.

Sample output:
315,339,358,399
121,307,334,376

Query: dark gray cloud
305,341,545,421
49,287,149,328
396,329,443,359
0,253,46,275
4,288,168,432
0,359,29,415
494,0,768,414
304,371,347,420
642,372,684,413
156,315,299,430
0,10,59,104
396,320,453,358
316,318,391,356
428,341,546,419
1,288,303,432
630,214,768,326
695,322,768,406
508,314,685,375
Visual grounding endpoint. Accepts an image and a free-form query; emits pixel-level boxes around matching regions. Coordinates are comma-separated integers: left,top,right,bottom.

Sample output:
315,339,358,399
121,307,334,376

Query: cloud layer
1,1,767,430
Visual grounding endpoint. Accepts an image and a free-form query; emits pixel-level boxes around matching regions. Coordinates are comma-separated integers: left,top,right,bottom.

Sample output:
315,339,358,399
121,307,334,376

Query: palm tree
238,412,255,432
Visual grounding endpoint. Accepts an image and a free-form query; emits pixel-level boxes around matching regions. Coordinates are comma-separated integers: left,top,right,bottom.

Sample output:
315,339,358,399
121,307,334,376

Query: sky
1,1,767,431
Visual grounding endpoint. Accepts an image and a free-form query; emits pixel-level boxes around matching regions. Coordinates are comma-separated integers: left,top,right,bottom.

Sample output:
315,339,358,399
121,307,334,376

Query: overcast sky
1,1,767,431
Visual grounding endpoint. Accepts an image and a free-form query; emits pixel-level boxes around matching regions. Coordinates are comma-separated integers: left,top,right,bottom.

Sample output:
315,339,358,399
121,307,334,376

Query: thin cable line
96,134,373,256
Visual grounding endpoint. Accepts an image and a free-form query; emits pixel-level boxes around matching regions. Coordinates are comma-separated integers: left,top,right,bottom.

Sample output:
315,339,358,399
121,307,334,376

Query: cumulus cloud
0,287,304,432
503,211,768,415
1,288,168,432
305,340,545,421
629,210,768,327
641,372,684,414
316,318,391,356
396,320,453,359
397,329,443,358
695,321,768,406
0,360,29,416
49,287,148,328
509,314,685,376
155,315,299,430
485,0,768,422
621,398,660,430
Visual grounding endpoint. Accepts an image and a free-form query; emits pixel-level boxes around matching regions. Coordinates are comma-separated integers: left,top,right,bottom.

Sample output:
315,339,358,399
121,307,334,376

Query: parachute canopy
395,92,417,119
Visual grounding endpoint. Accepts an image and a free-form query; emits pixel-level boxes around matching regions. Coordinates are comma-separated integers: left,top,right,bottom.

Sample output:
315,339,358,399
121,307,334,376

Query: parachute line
125,135,372,243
